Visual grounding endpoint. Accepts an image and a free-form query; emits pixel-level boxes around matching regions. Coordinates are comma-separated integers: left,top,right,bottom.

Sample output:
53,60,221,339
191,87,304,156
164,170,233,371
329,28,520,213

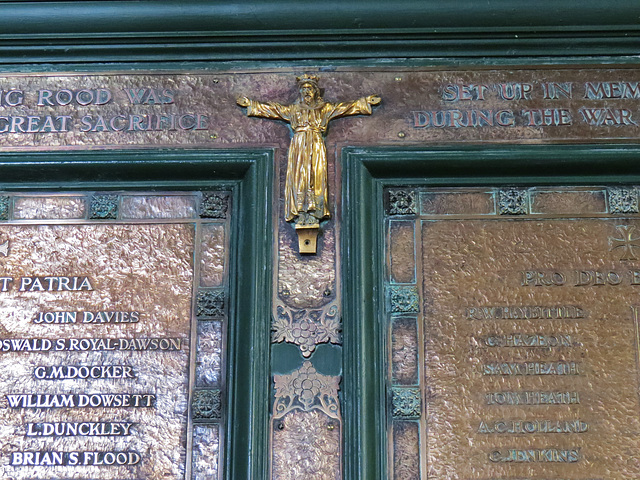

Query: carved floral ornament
273,361,341,420
272,303,340,357
196,289,225,319
271,362,342,479
0,196,10,221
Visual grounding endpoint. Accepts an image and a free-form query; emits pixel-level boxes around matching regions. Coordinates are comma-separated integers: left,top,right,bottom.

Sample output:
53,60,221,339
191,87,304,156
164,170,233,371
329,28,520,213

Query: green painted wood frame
0,148,274,480
0,1,638,64
342,144,640,479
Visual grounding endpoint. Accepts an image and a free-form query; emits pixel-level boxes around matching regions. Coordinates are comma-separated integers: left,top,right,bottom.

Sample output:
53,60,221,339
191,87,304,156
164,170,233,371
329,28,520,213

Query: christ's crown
296,74,320,87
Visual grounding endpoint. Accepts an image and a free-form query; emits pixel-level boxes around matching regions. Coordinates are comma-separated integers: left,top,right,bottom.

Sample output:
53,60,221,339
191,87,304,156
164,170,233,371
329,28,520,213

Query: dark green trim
2,34,640,64
2,1,638,35
352,144,640,185
0,148,273,480
0,1,638,63
342,144,640,480
0,150,259,190
225,150,273,480
342,150,387,480
4,56,640,75
0,34,638,64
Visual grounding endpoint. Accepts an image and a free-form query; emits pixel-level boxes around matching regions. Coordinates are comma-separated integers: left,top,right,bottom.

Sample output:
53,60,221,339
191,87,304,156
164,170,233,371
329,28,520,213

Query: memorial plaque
0,191,228,480
387,186,640,479
1,68,640,152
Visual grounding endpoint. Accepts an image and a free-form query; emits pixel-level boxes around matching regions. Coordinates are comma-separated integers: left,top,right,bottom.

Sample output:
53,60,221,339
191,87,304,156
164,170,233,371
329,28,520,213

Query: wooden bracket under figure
296,225,319,254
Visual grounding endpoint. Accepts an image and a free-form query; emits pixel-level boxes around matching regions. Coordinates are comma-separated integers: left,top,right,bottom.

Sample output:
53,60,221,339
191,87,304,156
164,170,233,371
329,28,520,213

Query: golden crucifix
237,74,381,253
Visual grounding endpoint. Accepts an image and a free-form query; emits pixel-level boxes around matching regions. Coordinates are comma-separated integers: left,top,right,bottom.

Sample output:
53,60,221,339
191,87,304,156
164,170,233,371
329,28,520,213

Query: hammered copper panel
120,195,196,219
393,421,420,480
421,217,640,479
530,189,607,214
389,220,416,284
0,223,194,480
391,317,419,385
200,223,225,288
192,425,219,480
420,190,495,216
271,410,341,480
195,320,222,388
13,196,86,219
278,223,336,309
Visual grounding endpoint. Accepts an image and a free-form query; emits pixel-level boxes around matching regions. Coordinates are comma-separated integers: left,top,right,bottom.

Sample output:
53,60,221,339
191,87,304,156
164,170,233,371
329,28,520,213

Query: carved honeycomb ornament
388,189,417,216
392,387,421,419
388,285,420,313
200,192,230,219
90,193,119,219
608,187,639,214
192,389,222,421
0,196,9,220
196,289,225,318
498,188,528,215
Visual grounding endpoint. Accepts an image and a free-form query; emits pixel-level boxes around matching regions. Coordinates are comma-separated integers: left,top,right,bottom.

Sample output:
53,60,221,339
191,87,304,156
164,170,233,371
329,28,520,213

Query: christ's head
299,81,320,106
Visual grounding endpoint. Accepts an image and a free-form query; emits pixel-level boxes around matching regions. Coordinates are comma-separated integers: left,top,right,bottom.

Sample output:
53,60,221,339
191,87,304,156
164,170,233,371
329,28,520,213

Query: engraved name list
422,214,640,479
0,222,194,479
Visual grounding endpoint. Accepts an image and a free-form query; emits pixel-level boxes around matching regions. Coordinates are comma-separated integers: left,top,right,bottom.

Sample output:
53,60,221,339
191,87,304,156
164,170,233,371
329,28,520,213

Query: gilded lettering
466,305,585,320
482,361,580,376
574,270,622,286
412,109,515,128
494,83,533,100
489,449,580,463
584,81,640,99
521,108,572,126
478,419,588,434
579,107,636,126
542,82,573,99
441,84,489,101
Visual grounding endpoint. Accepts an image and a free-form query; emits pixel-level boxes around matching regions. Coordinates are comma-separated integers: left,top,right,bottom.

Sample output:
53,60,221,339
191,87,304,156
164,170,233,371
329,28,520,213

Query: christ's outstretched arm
237,96,292,122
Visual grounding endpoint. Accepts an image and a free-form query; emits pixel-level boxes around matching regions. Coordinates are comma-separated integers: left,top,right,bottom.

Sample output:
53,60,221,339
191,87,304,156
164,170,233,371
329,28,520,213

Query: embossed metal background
386,186,640,479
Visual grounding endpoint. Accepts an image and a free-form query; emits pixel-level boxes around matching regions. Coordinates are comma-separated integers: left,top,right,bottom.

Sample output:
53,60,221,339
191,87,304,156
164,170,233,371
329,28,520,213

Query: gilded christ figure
237,75,381,228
